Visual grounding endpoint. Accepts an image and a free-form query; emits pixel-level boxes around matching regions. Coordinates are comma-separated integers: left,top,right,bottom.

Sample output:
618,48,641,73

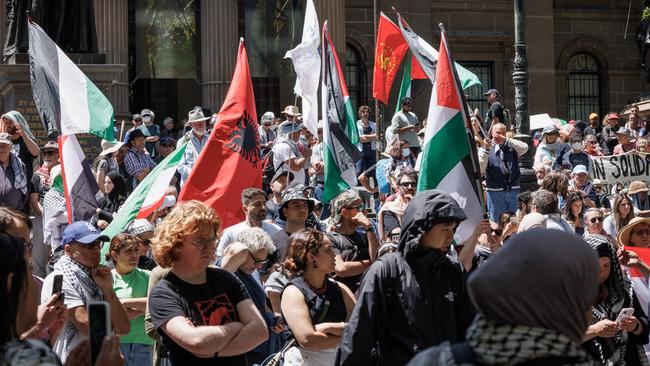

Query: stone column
93,0,129,119
316,0,346,59
201,0,238,112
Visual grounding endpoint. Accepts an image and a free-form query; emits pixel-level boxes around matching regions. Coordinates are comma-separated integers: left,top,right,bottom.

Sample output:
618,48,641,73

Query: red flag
372,13,408,104
178,39,261,229
411,54,427,80
624,246,650,277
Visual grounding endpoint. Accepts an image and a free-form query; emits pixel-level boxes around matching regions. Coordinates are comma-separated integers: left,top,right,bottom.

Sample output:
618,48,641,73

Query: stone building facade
1,0,649,154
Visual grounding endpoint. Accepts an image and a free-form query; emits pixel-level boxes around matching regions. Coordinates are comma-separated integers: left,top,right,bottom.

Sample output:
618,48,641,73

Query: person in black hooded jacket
335,190,476,366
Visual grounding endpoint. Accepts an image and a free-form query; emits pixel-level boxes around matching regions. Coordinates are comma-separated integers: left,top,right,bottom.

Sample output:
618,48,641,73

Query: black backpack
261,149,284,193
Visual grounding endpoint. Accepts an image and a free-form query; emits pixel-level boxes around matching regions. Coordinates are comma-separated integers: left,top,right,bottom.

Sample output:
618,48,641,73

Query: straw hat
618,216,650,246
187,109,210,123
99,140,123,156
628,181,649,195
281,105,300,117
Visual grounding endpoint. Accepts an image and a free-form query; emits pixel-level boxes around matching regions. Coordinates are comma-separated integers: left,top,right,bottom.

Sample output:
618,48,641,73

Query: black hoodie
336,190,476,366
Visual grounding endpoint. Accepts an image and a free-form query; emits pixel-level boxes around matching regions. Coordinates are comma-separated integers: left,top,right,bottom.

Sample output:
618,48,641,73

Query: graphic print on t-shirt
194,293,237,325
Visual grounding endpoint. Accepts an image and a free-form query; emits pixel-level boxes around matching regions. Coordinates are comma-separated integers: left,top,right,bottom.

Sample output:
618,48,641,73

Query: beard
193,128,206,136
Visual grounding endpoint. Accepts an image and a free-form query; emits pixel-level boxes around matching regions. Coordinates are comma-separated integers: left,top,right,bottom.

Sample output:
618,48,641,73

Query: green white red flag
417,27,484,243
101,141,188,243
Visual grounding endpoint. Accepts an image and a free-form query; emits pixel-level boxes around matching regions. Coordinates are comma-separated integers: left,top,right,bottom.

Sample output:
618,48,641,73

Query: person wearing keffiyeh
408,228,601,366
583,234,650,366
40,221,131,363
0,132,27,211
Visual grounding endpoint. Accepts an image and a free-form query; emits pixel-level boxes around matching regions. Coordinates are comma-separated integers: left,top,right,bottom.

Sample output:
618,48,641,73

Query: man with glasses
217,228,282,363
378,167,416,241
216,188,280,258
583,207,612,240
154,136,177,164
259,111,276,157
328,190,379,293
270,186,314,263
29,141,59,277
41,221,131,363
390,97,420,156
583,134,603,156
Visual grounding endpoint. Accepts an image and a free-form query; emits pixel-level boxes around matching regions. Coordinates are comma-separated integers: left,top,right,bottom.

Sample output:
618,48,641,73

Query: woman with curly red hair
280,228,356,365
148,200,268,365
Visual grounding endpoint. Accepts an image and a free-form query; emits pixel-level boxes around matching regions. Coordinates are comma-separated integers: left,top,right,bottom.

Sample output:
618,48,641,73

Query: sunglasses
589,217,604,224
399,182,417,188
248,251,269,265
491,228,503,236
345,204,365,211
43,151,57,156
134,118,142,122
80,242,104,250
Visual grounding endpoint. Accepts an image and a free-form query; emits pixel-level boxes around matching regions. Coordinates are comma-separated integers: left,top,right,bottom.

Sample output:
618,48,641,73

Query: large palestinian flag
28,19,115,141
418,28,484,243
321,22,362,203
58,135,100,223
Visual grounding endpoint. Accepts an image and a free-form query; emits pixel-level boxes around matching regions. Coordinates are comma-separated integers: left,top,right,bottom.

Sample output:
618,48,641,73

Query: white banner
591,150,650,185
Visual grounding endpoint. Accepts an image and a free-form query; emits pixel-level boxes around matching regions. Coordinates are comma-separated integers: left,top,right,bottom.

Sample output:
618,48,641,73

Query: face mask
572,142,583,152
402,148,411,158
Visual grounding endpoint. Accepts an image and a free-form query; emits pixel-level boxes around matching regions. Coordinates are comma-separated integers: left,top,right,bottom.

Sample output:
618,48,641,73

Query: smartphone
615,307,634,324
88,302,111,366
510,216,519,225
52,274,65,303
52,274,63,295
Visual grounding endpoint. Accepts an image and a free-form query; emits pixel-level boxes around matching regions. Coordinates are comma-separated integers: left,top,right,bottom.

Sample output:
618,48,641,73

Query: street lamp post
513,0,535,188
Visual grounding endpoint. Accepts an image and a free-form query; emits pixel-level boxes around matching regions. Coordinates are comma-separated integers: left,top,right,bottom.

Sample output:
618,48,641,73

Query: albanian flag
179,39,261,229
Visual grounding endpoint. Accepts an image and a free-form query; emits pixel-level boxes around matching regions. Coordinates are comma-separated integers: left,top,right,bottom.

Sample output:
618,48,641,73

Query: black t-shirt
484,101,505,131
327,231,369,293
149,268,250,366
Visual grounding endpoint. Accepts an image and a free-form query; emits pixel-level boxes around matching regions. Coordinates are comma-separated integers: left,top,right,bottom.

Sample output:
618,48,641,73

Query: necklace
305,277,327,295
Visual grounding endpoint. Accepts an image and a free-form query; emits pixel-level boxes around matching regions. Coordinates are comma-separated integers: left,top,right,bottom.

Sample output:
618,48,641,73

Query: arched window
345,44,366,111
567,53,601,121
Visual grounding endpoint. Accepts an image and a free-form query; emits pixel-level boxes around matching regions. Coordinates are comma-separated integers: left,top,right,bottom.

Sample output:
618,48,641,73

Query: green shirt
111,268,153,345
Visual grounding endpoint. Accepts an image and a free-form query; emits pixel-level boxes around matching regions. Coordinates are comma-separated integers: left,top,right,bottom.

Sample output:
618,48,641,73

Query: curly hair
282,229,326,274
236,227,276,254
105,233,141,263
152,200,221,268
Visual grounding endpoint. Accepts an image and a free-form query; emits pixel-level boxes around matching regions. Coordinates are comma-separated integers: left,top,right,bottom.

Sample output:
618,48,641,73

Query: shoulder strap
450,342,476,365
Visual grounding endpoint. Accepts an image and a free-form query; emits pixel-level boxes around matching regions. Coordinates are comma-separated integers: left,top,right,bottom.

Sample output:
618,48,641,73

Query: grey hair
236,227,276,254
532,189,558,215
582,207,602,223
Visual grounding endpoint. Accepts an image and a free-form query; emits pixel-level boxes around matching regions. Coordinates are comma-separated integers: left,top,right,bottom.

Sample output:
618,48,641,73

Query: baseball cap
132,113,142,121
483,88,500,96
0,133,12,145
331,190,362,225
261,112,275,124
141,109,154,118
42,140,58,151
62,221,109,246
572,165,589,175
607,113,620,120
588,112,599,120
279,186,314,220
160,136,176,146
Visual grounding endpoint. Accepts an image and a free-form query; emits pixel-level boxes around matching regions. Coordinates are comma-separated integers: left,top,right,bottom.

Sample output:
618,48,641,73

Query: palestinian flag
321,22,362,203
102,141,188,243
396,12,481,90
28,20,115,141
417,28,484,243
58,135,100,223
395,54,412,114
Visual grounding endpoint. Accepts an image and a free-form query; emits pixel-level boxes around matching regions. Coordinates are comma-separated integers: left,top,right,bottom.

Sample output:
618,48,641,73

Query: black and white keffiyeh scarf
53,256,103,348
467,315,596,366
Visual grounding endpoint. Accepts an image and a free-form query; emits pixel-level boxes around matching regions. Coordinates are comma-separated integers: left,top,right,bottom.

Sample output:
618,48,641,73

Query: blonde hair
152,200,221,268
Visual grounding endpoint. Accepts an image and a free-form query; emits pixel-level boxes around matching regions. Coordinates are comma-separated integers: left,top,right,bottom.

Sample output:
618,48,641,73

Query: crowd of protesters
5,92,650,366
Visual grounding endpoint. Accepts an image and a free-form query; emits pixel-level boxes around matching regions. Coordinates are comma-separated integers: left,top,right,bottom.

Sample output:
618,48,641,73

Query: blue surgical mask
402,148,411,158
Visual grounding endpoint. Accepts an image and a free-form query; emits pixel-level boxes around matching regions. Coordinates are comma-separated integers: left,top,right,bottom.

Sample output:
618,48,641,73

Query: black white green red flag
417,27,484,243
321,21,361,203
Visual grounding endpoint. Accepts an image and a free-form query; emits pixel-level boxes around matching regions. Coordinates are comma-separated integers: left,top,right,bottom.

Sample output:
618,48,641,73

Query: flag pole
438,23,488,217
373,0,382,159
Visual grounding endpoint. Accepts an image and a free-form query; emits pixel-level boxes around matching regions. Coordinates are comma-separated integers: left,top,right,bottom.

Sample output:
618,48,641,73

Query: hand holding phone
88,302,111,366
52,274,65,303
616,307,634,325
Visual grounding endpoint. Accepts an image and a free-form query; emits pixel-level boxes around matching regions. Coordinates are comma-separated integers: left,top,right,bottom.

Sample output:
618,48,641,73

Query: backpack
261,149,283,193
